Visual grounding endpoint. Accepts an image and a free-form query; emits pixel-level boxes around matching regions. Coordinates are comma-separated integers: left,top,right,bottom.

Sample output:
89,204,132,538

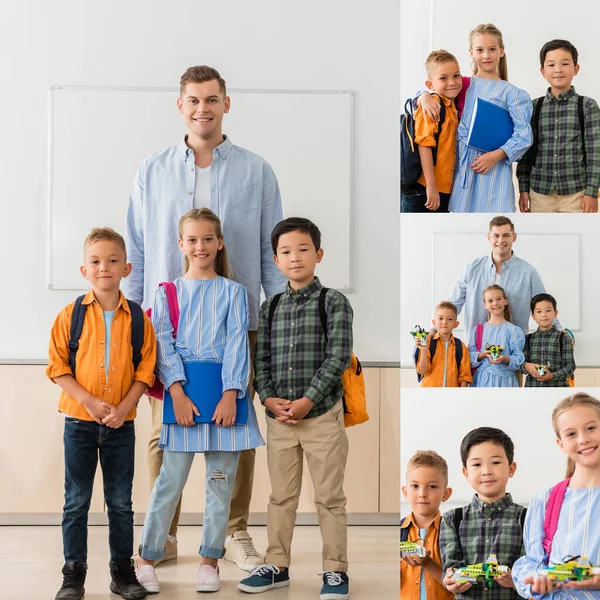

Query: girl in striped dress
469,285,525,387
136,209,264,594
512,392,600,598
420,24,533,212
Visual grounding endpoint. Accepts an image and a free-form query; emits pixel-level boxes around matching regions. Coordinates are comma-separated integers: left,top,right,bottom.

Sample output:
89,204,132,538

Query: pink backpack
145,282,180,400
542,478,571,559
471,323,484,376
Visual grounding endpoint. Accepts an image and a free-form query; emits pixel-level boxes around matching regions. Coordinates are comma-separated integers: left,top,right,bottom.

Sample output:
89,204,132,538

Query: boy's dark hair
540,39,579,68
460,427,515,466
271,217,321,254
530,293,557,313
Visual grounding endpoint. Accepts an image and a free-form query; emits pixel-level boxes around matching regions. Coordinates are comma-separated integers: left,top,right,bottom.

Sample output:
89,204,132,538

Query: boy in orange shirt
401,451,454,600
401,50,462,213
414,301,472,387
47,228,156,600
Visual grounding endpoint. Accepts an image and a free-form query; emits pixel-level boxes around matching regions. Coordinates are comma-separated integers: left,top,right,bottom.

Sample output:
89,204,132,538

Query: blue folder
466,97,514,152
162,360,248,425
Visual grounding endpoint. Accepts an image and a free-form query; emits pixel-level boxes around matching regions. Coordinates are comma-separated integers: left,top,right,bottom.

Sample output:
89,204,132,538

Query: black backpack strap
68,295,88,380
578,95,586,166
531,97,544,166
267,293,283,330
128,300,145,372
431,95,447,167
454,336,463,374
400,517,409,542
524,333,532,358
453,507,464,533
318,287,329,341
520,508,527,531
429,336,438,361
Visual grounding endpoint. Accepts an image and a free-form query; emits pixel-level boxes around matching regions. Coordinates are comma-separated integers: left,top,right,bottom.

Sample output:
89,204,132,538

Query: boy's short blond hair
83,227,127,259
406,450,448,483
435,301,458,318
425,50,459,77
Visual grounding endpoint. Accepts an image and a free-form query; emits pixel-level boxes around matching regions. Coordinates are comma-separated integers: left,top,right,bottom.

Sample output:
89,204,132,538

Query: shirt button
100,340,104,344
289,367,293,371
290,344,294,348
100,364,104,368
289,389,293,394
188,191,193,195
291,322,295,326
488,517,492,521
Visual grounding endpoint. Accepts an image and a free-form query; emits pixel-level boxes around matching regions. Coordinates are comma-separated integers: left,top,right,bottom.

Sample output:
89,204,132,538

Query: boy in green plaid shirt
238,217,353,599
440,427,526,600
517,39,600,213
521,293,575,387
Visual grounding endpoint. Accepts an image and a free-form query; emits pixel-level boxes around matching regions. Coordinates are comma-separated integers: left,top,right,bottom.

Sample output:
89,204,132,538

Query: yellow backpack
267,287,368,427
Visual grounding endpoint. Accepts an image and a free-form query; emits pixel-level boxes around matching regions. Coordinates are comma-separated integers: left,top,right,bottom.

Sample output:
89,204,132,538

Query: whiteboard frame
47,85,355,292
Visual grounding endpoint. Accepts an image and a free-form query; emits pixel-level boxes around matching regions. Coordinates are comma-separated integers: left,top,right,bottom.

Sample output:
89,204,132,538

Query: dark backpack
68,295,145,379
401,94,446,190
400,516,410,542
413,335,463,384
531,95,585,166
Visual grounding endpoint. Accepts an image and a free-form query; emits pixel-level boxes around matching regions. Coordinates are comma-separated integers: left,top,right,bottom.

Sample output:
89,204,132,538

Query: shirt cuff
222,380,244,399
586,185,598,197
46,364,74,382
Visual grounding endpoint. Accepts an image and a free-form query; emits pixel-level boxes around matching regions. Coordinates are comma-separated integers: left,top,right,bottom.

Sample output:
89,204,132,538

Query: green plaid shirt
516,87,600,197
254,277,353,419
440,494,526,600
521,327,575,387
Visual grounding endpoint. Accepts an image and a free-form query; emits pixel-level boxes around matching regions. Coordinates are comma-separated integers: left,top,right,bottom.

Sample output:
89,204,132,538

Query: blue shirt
153,276,264,452
123,135,287,330
419,527,428,599
448,253,559,338
103,310,115,378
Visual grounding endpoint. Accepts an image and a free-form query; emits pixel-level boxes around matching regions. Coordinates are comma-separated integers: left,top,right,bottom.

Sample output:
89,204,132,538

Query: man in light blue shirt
123,66,286,571
448,216,557,338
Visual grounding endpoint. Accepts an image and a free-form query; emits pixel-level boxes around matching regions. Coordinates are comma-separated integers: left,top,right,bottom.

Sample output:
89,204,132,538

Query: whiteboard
400,387,585,509
48,86,354,291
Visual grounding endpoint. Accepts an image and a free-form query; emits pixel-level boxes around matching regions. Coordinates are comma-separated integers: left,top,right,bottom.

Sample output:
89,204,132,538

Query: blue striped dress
513,486,600,599
469,321,525,388
449,76,533,213
152,276,264,452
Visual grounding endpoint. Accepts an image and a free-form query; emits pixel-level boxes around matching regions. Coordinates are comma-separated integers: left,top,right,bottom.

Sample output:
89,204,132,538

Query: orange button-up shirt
46,290,156,421
415,95,459,194
400,511,454,600
418,333,472,388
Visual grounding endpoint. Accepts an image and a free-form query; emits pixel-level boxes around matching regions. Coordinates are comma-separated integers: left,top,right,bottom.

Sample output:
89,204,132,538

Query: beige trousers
265,400,349,572
530,188,585,213
147,330,258,537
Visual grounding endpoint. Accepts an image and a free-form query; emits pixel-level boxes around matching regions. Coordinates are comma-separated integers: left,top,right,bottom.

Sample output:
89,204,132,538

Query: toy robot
454,554,511,584
485,344,504,361
400,540,427,558
542,556,600,582
410,325,428,347
536,362,551,376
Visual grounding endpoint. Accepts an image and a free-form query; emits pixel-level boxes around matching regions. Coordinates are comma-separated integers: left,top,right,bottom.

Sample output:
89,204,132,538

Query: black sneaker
55,563,86,600
109,562,148,599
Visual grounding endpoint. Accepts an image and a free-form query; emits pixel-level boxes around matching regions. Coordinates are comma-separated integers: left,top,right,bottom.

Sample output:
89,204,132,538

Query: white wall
401,0,600,103
400,213,600,366
400,387,592,513
0,0,400,363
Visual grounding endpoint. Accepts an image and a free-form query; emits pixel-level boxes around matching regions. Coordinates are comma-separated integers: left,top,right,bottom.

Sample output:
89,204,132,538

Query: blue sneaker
237,565,290,594
319,571,349,599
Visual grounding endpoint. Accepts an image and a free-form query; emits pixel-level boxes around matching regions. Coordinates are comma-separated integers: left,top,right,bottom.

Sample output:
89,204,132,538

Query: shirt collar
487,251,516,270
83,289,130,313
545,86,576,103
433,332,456,345
286,276,322,298
178,134,233,161
471,492,514,514
401,511,441,531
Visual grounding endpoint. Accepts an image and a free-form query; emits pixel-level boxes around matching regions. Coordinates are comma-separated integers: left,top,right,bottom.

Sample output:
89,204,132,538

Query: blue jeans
401,182,450,213
62,417,135,568
140,450,240,560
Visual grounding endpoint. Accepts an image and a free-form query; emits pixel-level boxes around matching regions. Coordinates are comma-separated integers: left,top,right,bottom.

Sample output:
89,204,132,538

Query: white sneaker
196,565,220,592
135,564,160,594
154,535,177,567
224,531,265,571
